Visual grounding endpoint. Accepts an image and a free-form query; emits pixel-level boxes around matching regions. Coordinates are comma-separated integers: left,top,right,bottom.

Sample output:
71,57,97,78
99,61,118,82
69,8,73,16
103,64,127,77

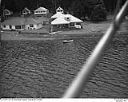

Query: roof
51,11,83,22
1,17,25,25
51,17,70,25
34,16,49,21
51,13,83,23
64,14,83,23
1,17,48,25
4,9,13,15
56,7,63,11
35,7,48,11
25,18,39,25
22,7,31,14
23,7,30,11
51,12,65,18
4,9,11,13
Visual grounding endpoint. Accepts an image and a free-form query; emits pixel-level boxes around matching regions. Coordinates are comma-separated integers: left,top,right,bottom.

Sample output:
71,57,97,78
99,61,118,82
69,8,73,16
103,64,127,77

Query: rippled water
0,34,128,98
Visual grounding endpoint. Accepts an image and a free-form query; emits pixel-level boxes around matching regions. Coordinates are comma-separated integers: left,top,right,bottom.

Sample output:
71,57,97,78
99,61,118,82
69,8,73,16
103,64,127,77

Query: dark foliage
1,0,127,21
69,0,107,21
89,4,107,22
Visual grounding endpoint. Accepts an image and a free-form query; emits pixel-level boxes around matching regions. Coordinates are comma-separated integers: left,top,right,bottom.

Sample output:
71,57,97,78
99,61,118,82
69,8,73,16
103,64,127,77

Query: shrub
89,4,107,22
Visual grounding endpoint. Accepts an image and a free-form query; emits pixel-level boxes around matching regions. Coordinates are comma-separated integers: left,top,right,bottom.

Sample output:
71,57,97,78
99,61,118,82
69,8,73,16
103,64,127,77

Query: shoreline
1,31,128,41
1,20,127,41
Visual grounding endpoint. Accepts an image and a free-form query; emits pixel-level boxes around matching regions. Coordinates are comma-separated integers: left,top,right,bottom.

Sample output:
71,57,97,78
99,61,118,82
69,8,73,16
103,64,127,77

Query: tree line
1,0,127,21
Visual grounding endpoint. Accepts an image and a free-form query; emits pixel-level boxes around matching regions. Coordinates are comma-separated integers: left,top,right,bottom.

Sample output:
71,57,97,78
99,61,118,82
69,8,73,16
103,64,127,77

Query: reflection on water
0,34,128,98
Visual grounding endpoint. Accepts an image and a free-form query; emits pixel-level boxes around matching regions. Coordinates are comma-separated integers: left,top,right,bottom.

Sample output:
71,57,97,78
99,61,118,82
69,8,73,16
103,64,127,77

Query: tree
70,0,107,21
90,4,107,21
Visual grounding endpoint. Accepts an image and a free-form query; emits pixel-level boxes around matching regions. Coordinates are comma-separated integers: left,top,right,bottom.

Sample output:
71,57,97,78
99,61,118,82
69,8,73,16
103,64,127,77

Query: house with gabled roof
22,7,31,15
3,9,13,16
1,17,25,30
50,12,83,32
34,7,49,17
1,16,50,31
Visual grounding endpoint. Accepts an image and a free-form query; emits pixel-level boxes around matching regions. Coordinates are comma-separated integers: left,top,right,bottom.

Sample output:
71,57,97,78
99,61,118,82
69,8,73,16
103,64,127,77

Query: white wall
1,25,25,30
1,25,11,30
25,24,42,30
12,25,15,30
1,24,43,30
37,23,43,29
33,24,43,29
26,24,35,30
25,25,29,30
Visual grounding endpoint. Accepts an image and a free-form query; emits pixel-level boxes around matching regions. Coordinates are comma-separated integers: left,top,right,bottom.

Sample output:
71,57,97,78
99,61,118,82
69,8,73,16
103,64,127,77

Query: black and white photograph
0,0,128,99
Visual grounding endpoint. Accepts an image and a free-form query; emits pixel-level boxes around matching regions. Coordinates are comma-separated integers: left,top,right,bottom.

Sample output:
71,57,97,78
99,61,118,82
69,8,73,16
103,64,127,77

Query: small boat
63,39,73,43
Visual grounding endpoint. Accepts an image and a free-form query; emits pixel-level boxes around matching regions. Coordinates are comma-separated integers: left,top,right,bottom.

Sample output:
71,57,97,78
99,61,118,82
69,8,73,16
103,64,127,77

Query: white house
34,7,49,16
50,13,83,32
51,14,83,27
1,17,49,30
22,7,31,15
3,9,13,16
1,17,25,30
51,17,70,32
25,18,43,30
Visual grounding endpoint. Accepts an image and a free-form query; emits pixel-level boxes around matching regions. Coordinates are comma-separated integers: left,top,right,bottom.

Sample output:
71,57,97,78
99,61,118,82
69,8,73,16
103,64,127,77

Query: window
65,17,70,21
76,23,80,25
9,25,12,29
70,23,74,26
3,25,6,28
15,25,22,29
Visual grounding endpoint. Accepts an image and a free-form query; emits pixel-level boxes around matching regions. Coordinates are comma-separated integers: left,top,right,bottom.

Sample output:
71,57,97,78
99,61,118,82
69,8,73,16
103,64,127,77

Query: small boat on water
63,39,73,43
